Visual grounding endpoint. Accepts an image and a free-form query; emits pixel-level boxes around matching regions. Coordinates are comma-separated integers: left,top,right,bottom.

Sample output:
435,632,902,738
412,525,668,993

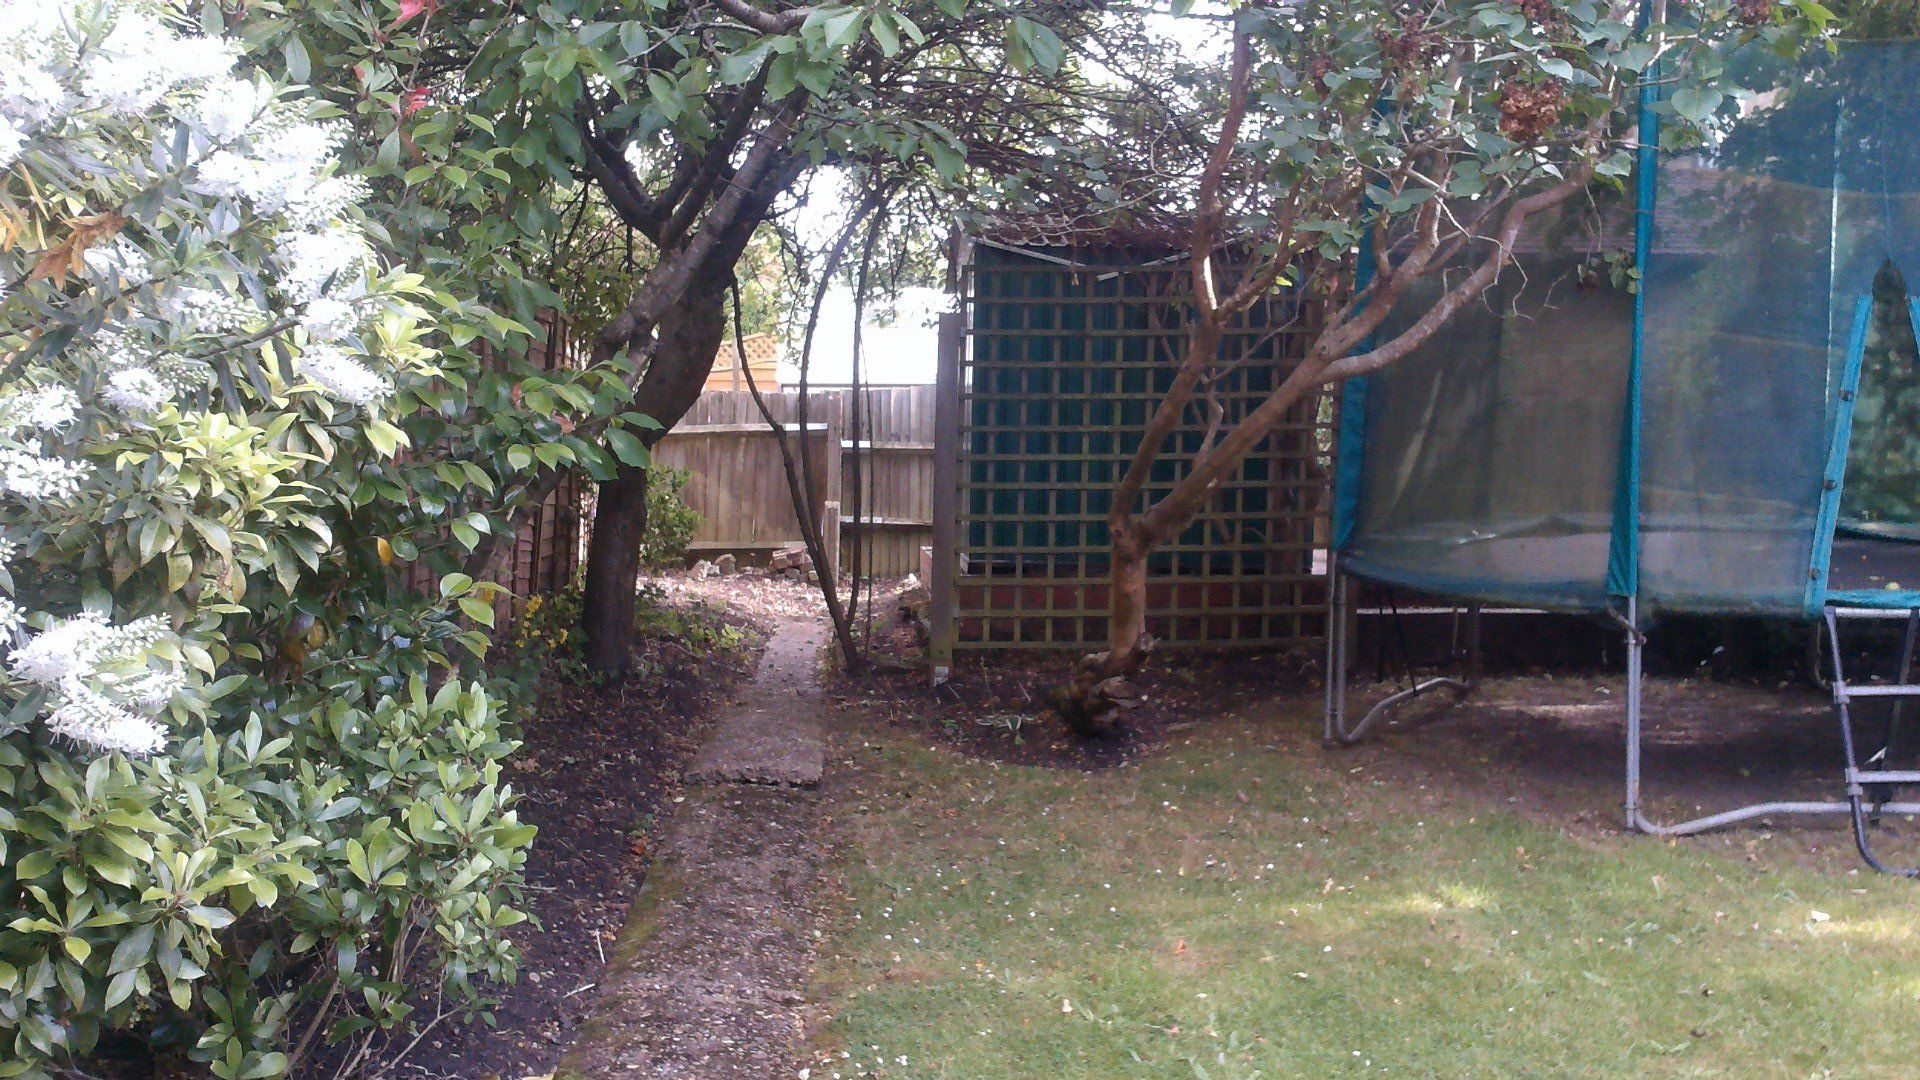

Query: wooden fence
654,386,937,577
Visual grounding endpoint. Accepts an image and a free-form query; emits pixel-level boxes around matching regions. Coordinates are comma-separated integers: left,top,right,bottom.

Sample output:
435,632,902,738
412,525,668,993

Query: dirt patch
834,606,1318,770
651,566,829,625
833,604,1920,875
1331,671,1920,872
328,604,766,1080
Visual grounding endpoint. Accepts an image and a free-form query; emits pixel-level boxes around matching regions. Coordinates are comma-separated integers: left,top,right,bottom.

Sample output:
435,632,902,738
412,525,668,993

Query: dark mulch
330,605,767,1080
830,598,1318,770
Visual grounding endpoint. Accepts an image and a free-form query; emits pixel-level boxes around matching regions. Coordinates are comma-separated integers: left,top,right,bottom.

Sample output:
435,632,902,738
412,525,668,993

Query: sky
775,284,947,385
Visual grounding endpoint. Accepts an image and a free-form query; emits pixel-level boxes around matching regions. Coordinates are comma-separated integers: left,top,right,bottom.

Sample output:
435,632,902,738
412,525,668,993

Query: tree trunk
1104,531,1152,677
1055,524,1154,737
582,467,649,678
580,279,729,679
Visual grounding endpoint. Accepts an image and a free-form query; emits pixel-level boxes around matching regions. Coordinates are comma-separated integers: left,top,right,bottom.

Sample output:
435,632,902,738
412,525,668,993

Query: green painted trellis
936,239,1334,653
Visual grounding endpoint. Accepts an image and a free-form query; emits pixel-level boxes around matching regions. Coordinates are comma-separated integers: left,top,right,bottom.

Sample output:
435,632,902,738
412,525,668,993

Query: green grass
809,705,1920,1078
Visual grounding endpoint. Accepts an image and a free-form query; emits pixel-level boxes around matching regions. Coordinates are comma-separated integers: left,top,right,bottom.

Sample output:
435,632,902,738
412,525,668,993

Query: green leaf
870,12,900,56
606,428,651,468
458,596,496,628
719,41,775,85
283,36,311,83
1669,86,1723,122
1011,17,1065,74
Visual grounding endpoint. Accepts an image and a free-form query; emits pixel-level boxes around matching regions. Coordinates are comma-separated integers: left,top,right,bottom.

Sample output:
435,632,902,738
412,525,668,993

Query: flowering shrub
0,3,530,1075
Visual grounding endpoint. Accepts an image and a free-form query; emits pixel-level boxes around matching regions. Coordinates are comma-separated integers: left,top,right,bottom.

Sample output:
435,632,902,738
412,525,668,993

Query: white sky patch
780,284,947,386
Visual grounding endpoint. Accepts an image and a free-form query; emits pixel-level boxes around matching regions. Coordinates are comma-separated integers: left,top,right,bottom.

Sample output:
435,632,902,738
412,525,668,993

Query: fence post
929,312,962,684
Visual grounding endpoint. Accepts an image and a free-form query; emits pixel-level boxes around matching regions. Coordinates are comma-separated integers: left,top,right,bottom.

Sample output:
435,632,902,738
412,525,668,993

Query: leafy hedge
0,4,535,1075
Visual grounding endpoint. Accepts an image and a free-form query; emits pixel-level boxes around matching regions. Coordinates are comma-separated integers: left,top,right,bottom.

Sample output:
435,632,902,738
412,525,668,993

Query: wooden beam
929,312,961,684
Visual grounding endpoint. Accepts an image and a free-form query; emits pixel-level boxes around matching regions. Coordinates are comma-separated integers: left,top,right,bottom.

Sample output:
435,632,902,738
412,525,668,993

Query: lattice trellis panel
951,245,1333,650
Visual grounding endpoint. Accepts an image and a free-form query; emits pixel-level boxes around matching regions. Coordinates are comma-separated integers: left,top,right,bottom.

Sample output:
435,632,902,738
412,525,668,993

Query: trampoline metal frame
1622,598,1920,845
1323,554,1481,746
1327,569,1920,869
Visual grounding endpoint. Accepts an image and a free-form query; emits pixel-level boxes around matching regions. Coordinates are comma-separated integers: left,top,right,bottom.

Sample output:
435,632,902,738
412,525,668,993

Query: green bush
638,466,702,572
0,6,531,1076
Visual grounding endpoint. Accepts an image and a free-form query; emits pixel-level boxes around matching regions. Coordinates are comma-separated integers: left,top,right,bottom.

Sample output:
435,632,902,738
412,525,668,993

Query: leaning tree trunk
580,280,729,679
1056,521,1154,736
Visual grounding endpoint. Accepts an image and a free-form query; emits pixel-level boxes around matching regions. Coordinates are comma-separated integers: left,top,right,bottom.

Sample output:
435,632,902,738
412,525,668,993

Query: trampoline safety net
1336,41,1920,620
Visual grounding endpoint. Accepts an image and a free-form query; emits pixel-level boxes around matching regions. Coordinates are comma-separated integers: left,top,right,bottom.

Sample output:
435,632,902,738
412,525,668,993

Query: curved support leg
1323,562,1479,746
1328,676,1472,745
1630,605,1920,875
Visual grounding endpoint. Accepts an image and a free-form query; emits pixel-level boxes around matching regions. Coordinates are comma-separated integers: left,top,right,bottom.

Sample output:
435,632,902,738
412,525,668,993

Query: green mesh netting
1337,40,1920,618
1640,41,1920,614
1337,247,1631,610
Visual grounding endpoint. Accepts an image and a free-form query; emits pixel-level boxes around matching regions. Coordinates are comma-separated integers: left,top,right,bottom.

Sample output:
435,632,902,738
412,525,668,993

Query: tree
236,0,1164,676
552,0,1132,675
1058,0,1834,727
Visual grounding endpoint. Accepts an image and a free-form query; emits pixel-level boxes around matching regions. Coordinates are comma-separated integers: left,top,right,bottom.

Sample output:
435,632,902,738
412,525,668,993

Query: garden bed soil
832,587,1319,770
328,592,766,1080
837,595,1920,874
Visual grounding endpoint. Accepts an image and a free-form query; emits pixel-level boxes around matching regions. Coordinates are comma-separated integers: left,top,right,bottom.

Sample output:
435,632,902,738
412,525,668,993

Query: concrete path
684,621,825,787
558,617,828,1078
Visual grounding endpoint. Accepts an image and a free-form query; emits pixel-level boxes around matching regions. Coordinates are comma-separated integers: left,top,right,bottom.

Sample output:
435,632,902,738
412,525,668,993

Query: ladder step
1838,684,1920,698
1849,769,1920,785
1829,607,1920,620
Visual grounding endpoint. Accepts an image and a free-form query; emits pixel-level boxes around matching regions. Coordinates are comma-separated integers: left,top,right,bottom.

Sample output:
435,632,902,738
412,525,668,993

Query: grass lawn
807,701,1920,1078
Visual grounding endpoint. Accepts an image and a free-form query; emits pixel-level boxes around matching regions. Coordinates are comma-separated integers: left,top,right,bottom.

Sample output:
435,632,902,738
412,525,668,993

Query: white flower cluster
8,613,180,755
0,448,92,501
187,76,276,144
84,11,233,116
302,346,391,407
300,296,363,343
102,367,172,416
194,120,369,230
91,331,212,404
83,236,154,288
0,386,79,433
0,3,232,167
275,225,372,303
163,285,266,334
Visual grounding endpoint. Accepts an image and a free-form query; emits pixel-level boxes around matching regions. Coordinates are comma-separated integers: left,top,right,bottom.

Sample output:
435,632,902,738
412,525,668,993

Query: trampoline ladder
1825,606,1920,877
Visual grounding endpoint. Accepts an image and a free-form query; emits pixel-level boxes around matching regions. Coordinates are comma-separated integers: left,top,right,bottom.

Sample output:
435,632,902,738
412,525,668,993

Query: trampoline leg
1324,561,1346,745
1620,602,1920,854
1325,577,1473,746
1464,603,1482,689
1624,600,1644,832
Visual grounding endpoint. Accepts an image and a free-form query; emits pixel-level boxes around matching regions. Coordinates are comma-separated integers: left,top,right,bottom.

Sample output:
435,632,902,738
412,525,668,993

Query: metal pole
1325,555,1344,744
1625,596,1643,830
1464,603,1483,688
928,313,963,685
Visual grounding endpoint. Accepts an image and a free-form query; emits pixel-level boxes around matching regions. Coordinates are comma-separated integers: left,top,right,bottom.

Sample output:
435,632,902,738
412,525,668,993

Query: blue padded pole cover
1606,0,1658,609
1807,295,1876,615
1331,229,1377,552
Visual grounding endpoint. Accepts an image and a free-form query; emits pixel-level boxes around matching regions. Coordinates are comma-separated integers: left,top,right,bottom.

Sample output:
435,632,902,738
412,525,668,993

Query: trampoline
1324,40,1920,873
